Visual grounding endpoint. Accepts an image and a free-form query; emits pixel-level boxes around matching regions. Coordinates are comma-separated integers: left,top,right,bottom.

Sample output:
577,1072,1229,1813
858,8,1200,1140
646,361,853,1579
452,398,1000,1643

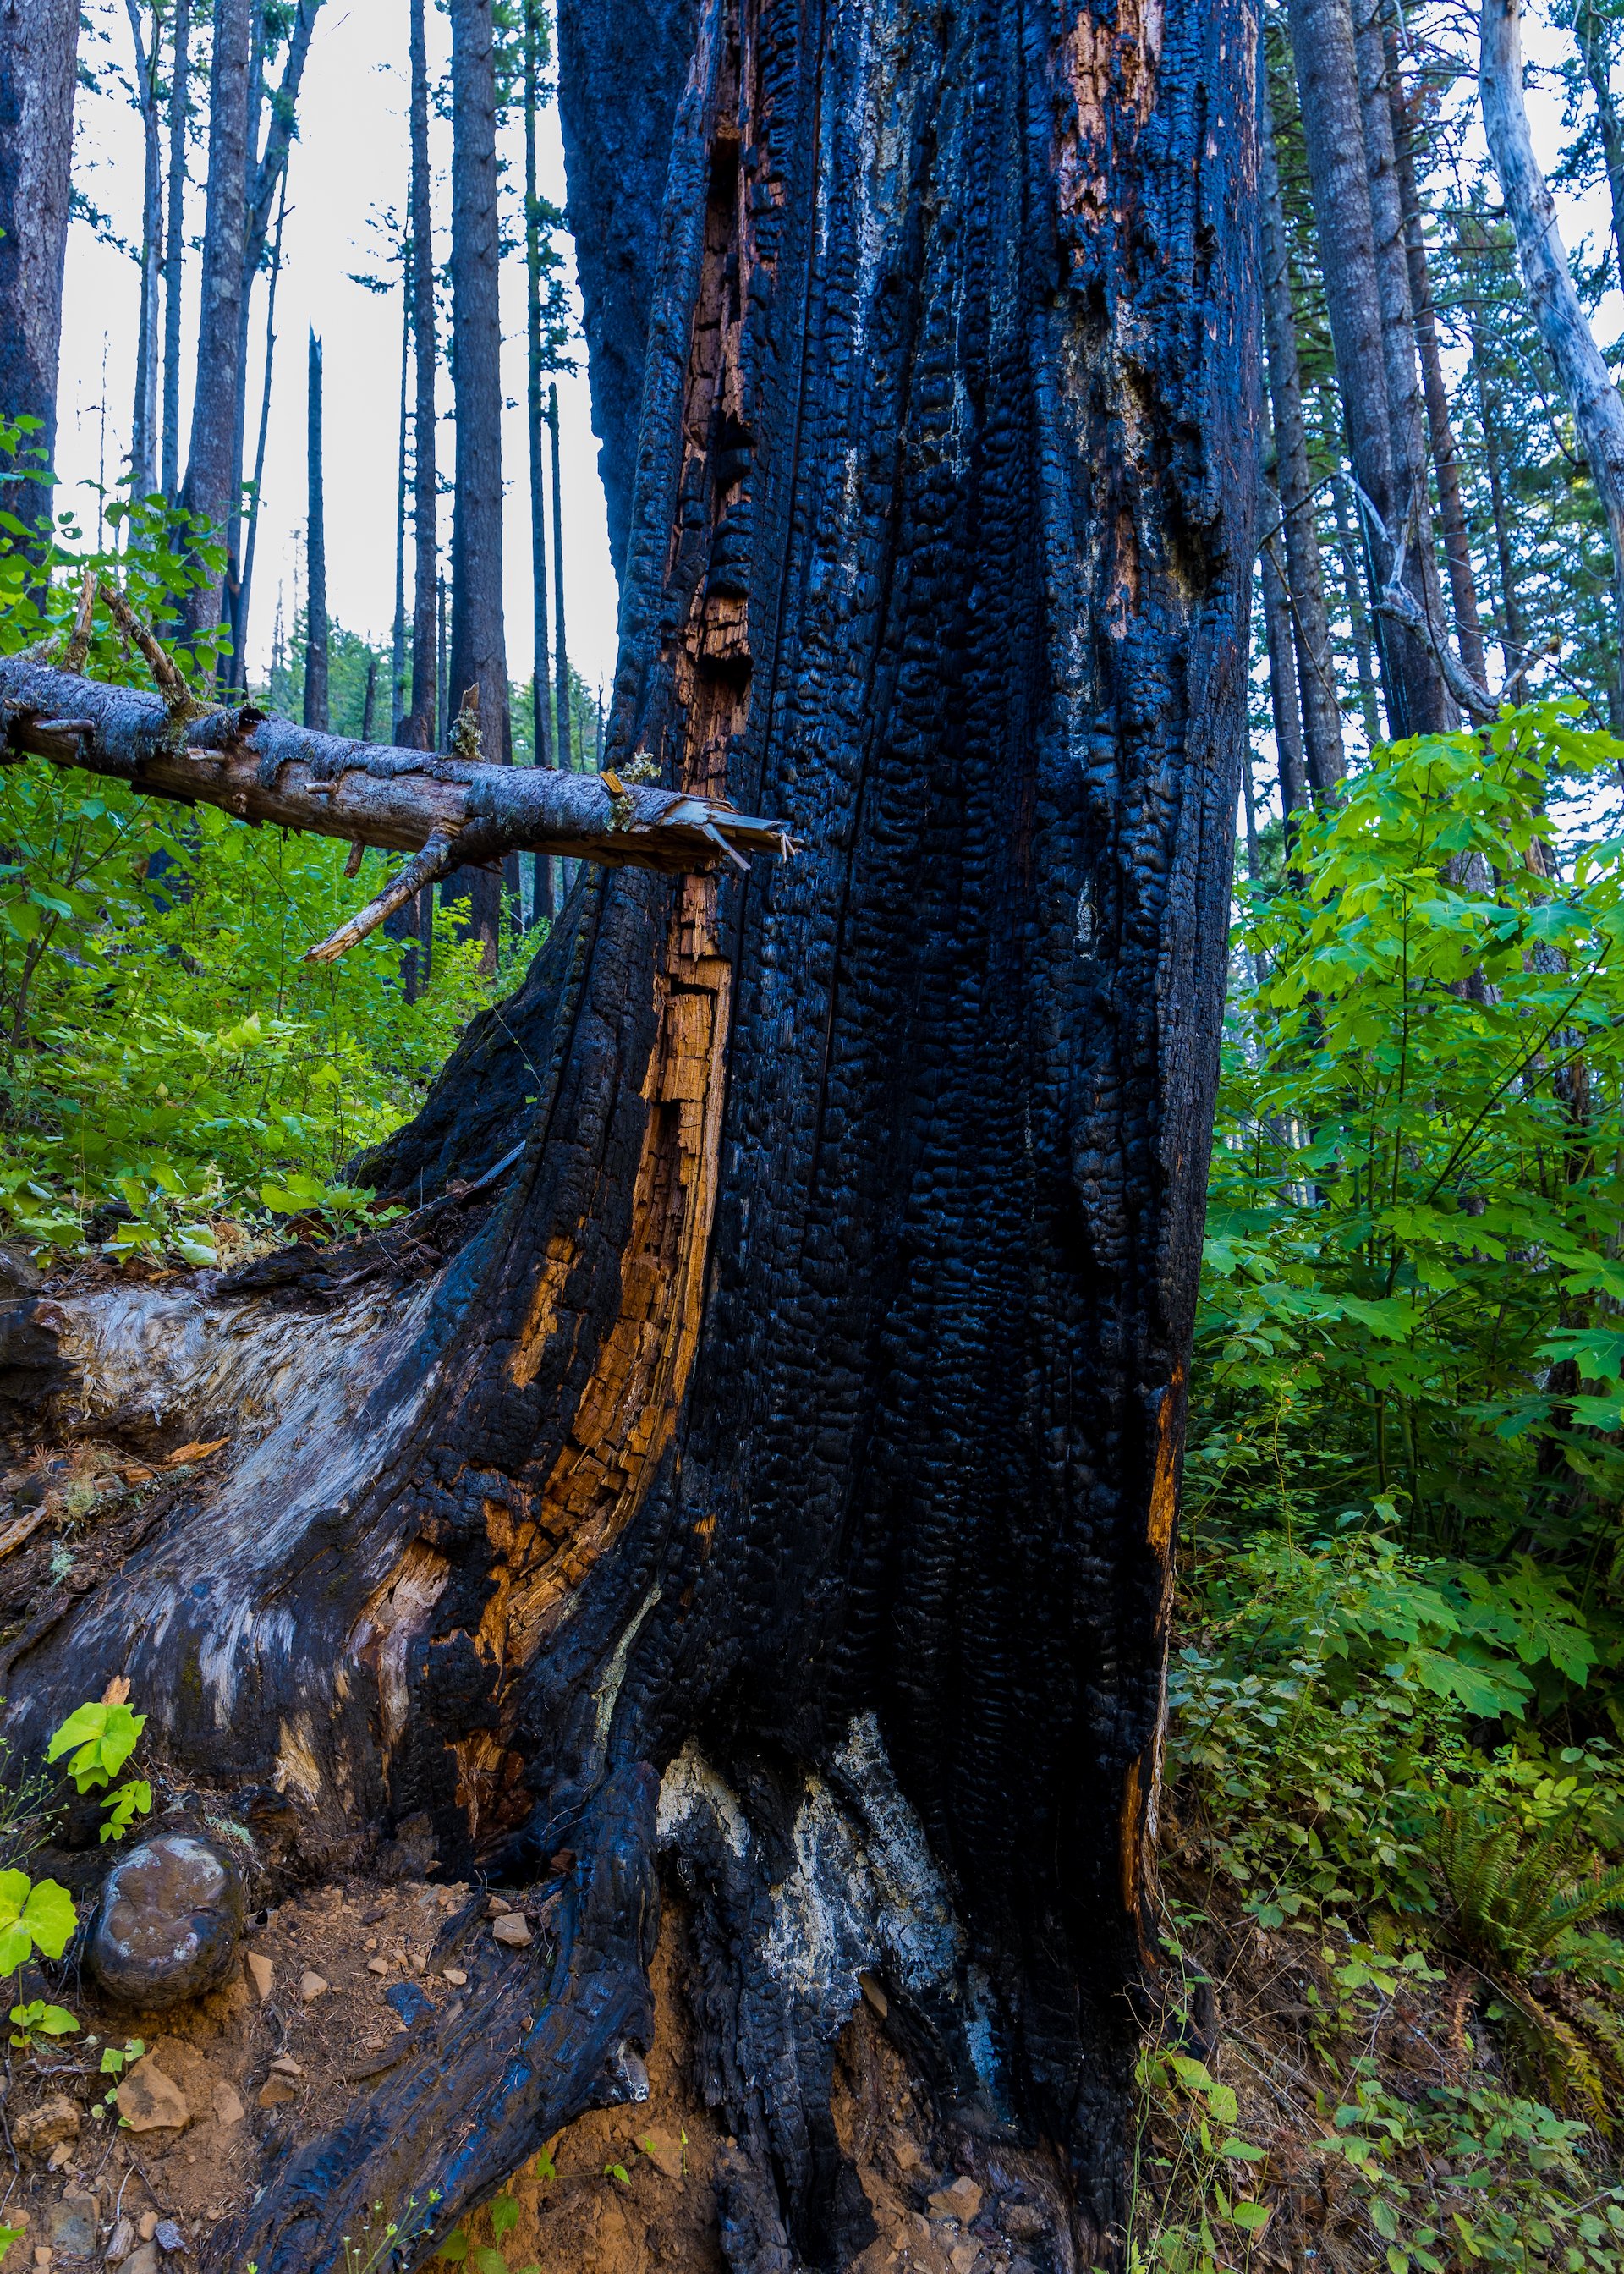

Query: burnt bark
446,0,512,962
178,0,253,639
0,0,80,506
3,0,1257,2264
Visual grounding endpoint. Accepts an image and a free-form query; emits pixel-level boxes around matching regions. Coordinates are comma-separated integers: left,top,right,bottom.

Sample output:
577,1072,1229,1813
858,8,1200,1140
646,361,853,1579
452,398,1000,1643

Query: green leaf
47,1701,146,1793
0,1870,77,1969
1228,2201,1270,2233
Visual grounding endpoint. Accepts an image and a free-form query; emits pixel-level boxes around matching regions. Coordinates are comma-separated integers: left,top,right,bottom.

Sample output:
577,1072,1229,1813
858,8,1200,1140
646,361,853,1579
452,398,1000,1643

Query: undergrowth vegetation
1134,712,1624,2269
0,422,533,1261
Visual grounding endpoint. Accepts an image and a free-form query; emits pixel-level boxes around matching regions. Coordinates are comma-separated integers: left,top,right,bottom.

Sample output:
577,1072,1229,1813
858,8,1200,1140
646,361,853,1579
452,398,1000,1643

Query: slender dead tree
405,0,440,756
1260,486,1313,833
162,0,194,503
525,0,557,926
1331,465,1385,740
1572,0,1624,296
124,0,166,500
178,0,253,640
1259,52,1344,799
1388,25,1487,686
1482,0,1624,725
304,331,329,733
237,170,287,684
0,4,1257,2268
0,0,81,514
446,0,513,964
551,381,570,771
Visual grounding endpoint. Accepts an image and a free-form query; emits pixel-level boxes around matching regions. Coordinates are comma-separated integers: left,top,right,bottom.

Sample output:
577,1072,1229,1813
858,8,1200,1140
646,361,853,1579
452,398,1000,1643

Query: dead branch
0,654,798,953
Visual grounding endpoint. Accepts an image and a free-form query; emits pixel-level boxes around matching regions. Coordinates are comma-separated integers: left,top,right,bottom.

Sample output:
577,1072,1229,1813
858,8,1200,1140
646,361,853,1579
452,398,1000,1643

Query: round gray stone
87,1834,243,2009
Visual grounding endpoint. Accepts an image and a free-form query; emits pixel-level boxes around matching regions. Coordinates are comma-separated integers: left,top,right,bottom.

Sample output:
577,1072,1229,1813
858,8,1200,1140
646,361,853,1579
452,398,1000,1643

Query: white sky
59,1,619,699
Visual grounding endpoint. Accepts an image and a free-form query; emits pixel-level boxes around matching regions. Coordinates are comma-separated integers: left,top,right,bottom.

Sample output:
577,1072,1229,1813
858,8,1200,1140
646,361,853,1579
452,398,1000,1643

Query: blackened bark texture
407,0,441,755
1287,0,1451,735
447,0,511,961
304,332,330,733
1387,31,1486,685
178,0,253,639
6,0,1256,2264
0,0,80,500
1258,60,1342,797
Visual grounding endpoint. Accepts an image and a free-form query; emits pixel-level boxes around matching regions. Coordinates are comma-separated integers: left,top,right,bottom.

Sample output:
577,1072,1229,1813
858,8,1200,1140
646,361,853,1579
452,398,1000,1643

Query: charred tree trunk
445,0,512,966
0,0,80,514
304,332,330,734
162,0,193,505
1,0,1257,2267
551,382,571,773
178,0,253,641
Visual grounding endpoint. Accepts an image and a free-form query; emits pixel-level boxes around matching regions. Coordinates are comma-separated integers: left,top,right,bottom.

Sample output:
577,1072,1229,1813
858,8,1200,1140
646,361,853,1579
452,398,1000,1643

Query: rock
46,2145,74,2174
105,2216,135,2263
31,2249,52,2270
244,1952,273,2002
268,2056,303,2078
115,2057,189,2134
366,1956,388,1975
928,2178,983,2226
121,2249,160,2274
298,1970,328,2002
136,2217,157,2244
14,2097,80,2160
210,2080,244,2128
948,2248,980,2274
485,1895,513,1918
442,1967,468,1986
1002,2206,1045,2241
43,2196,97,2257
638,2128,684,2182
152,2224,184,2255
88,1836,244,2011
491,1913,530,1948
256,2075,298,2109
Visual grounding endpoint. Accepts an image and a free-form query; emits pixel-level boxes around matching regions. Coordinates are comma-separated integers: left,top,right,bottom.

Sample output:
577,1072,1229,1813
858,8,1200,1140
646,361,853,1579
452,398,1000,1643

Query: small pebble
154,2222,184,2255
367,1957,389,1975
139,2216,159,2243
299,1970,329,2002
491,1913,531,1948
245,1952,274,2001
443,1967,468,1986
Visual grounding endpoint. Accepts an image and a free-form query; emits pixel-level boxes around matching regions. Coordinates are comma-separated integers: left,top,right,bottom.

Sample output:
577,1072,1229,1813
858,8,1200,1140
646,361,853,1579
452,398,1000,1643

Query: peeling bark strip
0,654,794,885
7,0,1255,2261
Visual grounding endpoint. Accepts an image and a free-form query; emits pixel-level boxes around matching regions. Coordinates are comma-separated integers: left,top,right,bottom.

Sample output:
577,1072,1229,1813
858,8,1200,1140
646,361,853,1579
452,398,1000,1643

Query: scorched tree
0,0,1257,2264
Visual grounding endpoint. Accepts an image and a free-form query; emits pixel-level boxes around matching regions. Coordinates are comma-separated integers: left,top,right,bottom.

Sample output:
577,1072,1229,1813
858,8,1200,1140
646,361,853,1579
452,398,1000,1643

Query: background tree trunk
162,0,193,504
525,0,558,929
1287,0,1451,734
125,0,165,501
445,0,509,965
406,0,441,757
551,381,570,772
304,329,329,732
3,2,1257,2267
0,0,81,512
178,0,253,640
1481,0,1624,726
1259,59,1344,798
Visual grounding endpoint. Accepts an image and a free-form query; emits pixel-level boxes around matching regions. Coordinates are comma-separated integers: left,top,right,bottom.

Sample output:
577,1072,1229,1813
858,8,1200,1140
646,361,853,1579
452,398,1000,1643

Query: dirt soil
1,1876,1083,2274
